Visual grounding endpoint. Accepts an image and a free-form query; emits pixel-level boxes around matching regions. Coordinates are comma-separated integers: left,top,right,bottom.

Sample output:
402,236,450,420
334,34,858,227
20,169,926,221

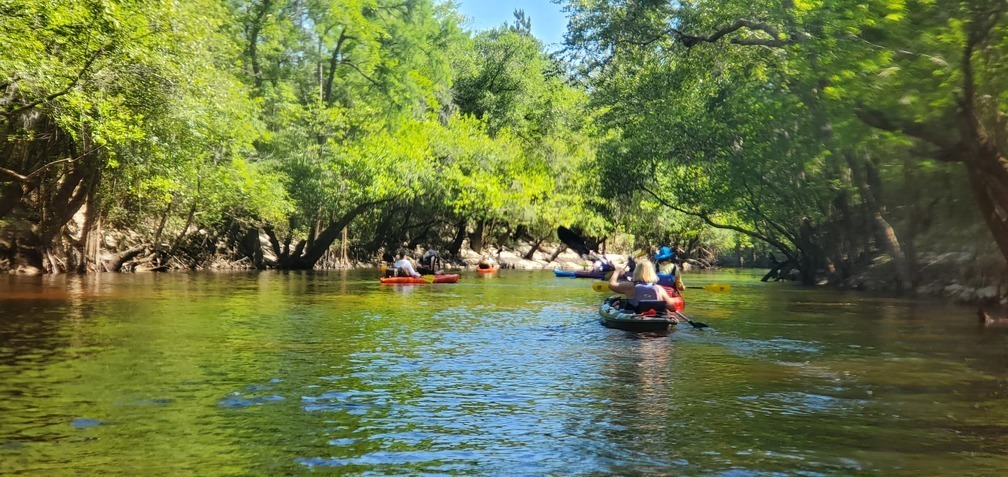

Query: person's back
393,254,421,277
610,259,678,315
478,256,495,269
628,283,658,306
422,249,437,266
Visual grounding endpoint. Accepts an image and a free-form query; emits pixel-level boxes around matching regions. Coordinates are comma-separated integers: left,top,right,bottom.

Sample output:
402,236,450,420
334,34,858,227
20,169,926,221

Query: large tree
562,0,1007,284
1,0,279,272
235,0,462,269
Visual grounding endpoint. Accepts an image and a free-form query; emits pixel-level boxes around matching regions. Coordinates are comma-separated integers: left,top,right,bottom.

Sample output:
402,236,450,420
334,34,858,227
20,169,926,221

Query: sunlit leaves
4,0,603,269
2,0,275,240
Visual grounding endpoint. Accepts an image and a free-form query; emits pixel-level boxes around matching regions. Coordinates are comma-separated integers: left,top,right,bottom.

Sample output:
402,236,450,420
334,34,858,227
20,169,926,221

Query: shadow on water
2,269,1008,475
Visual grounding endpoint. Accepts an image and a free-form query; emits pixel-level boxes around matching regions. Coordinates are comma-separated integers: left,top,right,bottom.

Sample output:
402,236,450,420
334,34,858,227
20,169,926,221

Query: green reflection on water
1,270,1008,475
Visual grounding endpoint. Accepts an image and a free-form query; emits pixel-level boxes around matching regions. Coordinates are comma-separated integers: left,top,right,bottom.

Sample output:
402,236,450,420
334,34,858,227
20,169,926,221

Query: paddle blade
674,311,709,329
689,283,731,293
557,226,591,256
703,283,731,293
592,281,608,293
421,274,436,283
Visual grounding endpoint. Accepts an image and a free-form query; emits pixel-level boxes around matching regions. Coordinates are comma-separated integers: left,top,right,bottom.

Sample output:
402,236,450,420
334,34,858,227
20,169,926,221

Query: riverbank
8,224,1006,307
483,243,1008,307
840,250,1007,305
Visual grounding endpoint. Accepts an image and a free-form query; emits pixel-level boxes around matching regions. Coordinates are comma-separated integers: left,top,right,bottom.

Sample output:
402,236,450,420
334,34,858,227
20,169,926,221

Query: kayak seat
632,300,667,316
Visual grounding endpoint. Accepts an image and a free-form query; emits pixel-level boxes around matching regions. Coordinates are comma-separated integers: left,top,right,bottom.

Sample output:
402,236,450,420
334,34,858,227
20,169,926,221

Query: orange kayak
475,267,498,274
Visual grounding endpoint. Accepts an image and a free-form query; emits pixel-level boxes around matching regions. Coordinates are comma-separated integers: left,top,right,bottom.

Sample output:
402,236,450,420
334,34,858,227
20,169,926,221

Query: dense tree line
561,0,1007,288
1,0,1005,293
0,1,600,272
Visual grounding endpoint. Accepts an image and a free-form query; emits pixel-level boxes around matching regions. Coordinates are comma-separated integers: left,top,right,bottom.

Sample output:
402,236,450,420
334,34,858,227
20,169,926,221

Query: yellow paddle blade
592,281,608,293
702,283,731,293
421,274,436,283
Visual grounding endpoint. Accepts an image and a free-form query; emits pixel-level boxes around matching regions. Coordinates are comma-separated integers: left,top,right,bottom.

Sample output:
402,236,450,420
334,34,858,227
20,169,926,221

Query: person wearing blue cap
654,246,675,272
654,246,685,291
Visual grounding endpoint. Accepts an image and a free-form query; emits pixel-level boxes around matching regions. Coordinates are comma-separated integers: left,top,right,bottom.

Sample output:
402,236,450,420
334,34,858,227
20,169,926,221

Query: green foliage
562,0,1008,277
241,1,603,261
1,0,285,267
570,2,840,260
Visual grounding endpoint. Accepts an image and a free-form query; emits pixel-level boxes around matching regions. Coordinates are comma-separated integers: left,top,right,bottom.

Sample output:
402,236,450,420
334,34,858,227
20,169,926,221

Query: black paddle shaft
674,311,709,329
557,226,591,256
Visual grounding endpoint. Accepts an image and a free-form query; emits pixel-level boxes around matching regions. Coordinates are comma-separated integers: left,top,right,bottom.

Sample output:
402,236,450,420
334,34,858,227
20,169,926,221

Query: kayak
379,274,460,284
599,296,677,332
553,269,610,279
476,266,498,274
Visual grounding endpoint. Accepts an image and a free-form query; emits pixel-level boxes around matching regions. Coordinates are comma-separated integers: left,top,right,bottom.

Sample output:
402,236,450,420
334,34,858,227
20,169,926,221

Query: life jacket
627,283,668,315
628,283,658,307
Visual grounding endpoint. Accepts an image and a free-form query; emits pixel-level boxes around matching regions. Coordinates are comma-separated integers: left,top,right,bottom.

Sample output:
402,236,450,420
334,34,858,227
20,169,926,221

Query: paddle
593,280,730,293
557,226,592,257
673,311,709,329
687,283,732,293
421,274,436,283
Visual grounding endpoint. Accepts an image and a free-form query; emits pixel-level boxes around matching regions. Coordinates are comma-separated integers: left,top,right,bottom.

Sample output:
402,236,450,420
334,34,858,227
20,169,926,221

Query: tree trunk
524,237,544,260
170,199,198,258
77,193,102,273
274,200,386,269
341,227,348,266
241,227,265,269
966,153,1008,262
38,157,93,273
469,219,485,254
368,207,400,255
547,244,567,263
153,200,172,249
109,244,147,272
448,218,467,257
846,152,914,290
762,258,795,282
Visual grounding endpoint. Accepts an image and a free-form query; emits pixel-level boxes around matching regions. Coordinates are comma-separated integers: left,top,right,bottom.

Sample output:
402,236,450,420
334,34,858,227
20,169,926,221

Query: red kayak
379,274,460,284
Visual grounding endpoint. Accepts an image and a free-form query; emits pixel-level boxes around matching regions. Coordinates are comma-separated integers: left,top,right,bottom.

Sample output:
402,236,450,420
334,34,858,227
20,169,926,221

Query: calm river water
1,269,1007,475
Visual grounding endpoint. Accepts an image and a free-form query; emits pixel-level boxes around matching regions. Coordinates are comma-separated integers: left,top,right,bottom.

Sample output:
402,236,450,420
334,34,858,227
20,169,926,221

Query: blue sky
453,1,568,47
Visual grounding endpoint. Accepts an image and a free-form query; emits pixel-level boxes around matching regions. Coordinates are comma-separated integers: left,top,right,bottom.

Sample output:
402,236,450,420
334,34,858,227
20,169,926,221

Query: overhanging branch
0,152,95,182
675,19,799,48
627,19,808,49
854,105,961,158
640,185,795,255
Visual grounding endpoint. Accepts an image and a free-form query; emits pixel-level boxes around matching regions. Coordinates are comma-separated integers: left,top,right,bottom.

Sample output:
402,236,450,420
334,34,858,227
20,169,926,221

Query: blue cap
654,246,675,261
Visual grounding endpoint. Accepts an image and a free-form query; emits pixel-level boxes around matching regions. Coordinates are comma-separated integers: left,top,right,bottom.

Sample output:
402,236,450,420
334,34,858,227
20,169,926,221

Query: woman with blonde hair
608,258,682,311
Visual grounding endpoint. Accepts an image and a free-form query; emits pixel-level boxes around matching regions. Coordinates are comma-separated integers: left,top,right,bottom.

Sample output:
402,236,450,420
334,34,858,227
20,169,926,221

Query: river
1,269,1006,475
